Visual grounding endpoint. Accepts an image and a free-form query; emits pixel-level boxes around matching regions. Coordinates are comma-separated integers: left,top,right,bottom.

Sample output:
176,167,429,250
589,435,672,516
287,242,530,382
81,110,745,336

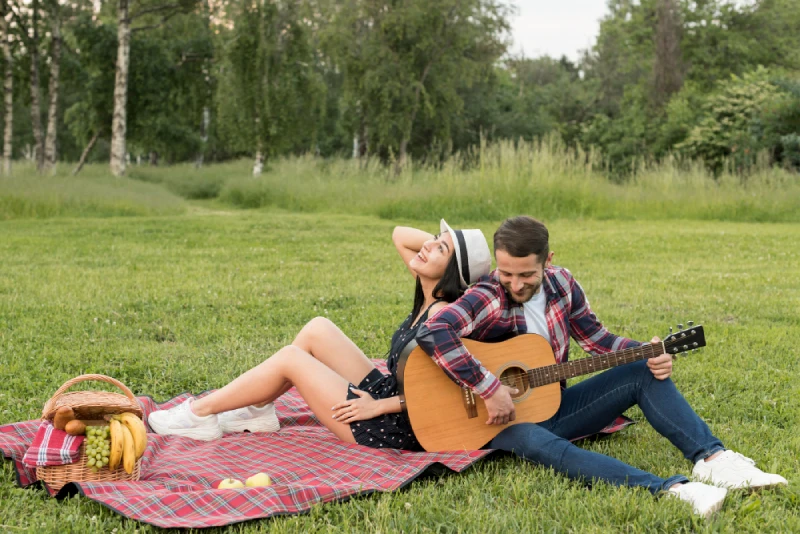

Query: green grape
87,458,96,467
101,458,109,466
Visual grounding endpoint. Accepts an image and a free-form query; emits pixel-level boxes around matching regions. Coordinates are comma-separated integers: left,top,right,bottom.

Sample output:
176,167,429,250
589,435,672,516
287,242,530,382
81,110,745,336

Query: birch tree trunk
1,10,12,175
253,146,264,176
110,0,131,176
43,15,62,174
195,106,209,167
29,0,45,171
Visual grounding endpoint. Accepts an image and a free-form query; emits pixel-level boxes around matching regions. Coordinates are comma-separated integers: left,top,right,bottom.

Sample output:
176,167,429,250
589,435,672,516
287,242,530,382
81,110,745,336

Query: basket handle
41,374,138,418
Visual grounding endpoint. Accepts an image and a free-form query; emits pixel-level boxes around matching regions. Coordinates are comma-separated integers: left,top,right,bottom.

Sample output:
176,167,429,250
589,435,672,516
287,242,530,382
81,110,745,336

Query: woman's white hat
440,219,492,289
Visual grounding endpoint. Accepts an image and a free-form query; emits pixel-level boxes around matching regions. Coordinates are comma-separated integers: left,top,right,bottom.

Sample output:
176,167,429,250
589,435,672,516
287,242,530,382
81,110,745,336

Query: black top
347,301,441,450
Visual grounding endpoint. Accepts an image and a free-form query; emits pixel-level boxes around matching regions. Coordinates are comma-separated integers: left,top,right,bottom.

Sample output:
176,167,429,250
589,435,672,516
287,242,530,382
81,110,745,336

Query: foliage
214,0,325,162
675,68,789,173
63,11,213,163
3,0,800,176
324,0,511,163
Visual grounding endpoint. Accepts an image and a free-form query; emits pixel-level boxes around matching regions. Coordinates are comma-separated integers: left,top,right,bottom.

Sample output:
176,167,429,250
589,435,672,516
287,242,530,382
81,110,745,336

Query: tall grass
0,163,186,220
213,137,800,222
5,138,798,222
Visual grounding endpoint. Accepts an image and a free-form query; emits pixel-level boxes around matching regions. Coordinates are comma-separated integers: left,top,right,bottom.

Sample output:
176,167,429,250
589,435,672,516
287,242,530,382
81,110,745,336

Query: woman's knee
270,345,313,371
293,316,336,347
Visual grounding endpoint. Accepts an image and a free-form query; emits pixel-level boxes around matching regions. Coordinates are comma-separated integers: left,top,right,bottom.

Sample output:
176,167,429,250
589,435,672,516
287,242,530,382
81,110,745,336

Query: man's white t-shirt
522,288,551,343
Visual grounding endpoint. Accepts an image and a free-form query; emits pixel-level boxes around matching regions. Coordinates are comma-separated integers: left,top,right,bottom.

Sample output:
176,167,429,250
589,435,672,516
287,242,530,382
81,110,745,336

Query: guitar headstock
663,322,706,356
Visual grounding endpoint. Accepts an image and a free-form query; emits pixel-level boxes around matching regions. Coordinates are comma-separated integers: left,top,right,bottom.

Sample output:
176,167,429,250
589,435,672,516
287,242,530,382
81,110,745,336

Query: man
416,216,786,518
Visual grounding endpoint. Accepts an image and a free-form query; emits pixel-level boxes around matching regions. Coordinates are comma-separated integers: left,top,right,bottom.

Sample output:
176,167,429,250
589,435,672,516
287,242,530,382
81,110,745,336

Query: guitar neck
527,341,665,388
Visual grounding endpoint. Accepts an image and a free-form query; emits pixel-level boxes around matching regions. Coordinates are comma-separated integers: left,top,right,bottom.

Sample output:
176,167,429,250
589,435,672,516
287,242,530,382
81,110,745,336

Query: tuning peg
678,323,683,330
688,321,694,327
669,326,673,335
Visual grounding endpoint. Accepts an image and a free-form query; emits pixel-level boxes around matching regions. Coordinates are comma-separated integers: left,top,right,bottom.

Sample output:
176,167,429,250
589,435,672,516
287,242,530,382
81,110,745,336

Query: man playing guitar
415,215,787,518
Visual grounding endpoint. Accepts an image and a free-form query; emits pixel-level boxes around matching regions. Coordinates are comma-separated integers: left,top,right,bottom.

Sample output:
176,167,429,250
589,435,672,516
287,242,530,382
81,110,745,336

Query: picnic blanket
0,361,632,529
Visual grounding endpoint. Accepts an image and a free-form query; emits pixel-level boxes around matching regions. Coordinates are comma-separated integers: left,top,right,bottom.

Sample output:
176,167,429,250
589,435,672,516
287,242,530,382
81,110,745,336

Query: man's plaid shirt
415,266,642,399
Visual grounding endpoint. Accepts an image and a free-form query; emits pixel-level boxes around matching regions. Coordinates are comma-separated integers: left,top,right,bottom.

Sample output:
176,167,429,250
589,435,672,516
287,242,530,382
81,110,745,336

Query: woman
148,219,492,450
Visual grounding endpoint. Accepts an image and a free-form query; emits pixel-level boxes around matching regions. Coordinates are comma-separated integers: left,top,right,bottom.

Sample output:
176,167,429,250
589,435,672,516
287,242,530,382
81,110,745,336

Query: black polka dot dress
348,305,440,451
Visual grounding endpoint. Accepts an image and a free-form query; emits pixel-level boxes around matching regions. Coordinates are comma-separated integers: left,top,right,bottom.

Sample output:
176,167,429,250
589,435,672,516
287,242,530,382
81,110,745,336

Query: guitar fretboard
526,342,664,388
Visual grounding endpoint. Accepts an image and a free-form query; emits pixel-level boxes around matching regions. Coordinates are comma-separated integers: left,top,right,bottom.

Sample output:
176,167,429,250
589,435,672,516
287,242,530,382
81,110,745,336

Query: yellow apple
245,472,272,487
217,478,244,489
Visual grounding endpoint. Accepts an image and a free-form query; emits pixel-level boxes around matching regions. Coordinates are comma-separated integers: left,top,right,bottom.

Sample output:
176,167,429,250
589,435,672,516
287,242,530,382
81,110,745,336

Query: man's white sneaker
693,450,788,490
218,403,280,434
147,398,223,441
668,482,728,519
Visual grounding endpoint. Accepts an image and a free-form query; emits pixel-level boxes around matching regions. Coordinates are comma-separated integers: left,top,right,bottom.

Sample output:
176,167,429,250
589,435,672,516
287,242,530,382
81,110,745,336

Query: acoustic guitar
397,324,706,451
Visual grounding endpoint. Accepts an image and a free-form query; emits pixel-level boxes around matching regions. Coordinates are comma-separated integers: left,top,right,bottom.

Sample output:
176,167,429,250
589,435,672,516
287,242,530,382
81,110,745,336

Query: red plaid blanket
22,421,85,467
1,361,632,529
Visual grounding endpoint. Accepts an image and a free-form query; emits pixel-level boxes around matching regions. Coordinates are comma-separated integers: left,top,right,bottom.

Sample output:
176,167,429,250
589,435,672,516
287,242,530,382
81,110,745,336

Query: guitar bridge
462,387,478,419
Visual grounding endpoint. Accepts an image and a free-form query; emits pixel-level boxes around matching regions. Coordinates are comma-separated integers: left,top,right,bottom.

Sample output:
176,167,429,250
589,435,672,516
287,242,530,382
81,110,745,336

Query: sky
506,0,610,62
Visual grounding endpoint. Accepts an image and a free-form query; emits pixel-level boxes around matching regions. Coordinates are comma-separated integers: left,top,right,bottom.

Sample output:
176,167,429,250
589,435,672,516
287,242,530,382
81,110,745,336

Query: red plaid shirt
416,266,642,399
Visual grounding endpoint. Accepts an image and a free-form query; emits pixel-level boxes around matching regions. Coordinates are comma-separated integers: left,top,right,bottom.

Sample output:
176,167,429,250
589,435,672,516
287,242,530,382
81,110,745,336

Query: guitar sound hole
499,366,529,398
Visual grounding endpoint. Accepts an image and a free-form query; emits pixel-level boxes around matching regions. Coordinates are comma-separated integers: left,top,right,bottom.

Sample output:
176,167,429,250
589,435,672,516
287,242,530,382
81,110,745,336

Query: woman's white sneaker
147,398,223,441
218,403,280,433
693,450,788,490
668,482,728,519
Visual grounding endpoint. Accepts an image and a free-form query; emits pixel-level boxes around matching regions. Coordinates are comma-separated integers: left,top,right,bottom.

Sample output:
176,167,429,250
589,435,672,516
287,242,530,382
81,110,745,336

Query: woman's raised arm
392,226,433,278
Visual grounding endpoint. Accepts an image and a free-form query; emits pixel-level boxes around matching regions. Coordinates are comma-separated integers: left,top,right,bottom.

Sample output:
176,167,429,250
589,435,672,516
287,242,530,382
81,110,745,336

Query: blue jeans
487,360,725,494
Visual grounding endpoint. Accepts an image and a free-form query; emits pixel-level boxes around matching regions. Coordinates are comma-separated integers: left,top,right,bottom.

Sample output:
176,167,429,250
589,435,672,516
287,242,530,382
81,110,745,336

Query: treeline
1,0,799,177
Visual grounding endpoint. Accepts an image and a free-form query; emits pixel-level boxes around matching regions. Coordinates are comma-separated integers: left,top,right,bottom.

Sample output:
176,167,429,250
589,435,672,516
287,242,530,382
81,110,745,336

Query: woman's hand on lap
331,389,383,423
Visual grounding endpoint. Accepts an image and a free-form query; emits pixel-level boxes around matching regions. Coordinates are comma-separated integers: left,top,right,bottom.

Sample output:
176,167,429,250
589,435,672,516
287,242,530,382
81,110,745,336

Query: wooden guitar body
398,335,561,452
397,325,705,451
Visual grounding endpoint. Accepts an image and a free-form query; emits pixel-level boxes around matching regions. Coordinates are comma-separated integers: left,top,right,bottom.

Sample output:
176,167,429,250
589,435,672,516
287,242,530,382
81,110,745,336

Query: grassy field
4,138,800,223
1,207,798,533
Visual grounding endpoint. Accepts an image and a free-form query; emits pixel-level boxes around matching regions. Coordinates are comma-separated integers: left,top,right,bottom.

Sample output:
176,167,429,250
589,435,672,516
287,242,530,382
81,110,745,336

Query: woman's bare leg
292,317,376,385
247,317,377,408
192,345,357,443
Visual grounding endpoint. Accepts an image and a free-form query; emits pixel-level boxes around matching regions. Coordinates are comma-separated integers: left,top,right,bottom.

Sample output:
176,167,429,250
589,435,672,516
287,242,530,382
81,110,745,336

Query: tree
676,67,787,173
216,0,325,175
0,2,12,174
42,0,62,173
328,0,510,172
652,0,683,108
109,0,201,176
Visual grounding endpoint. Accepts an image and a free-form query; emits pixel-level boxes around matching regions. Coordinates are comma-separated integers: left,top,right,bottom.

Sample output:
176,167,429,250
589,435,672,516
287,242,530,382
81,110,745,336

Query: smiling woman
147,219,492,451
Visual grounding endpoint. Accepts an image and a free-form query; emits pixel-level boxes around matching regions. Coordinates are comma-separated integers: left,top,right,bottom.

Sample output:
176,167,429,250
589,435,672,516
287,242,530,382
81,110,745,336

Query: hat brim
440,219,468,288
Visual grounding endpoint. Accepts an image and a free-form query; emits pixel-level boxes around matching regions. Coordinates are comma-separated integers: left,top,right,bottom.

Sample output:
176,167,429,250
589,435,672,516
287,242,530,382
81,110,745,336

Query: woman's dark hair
411,253,463,320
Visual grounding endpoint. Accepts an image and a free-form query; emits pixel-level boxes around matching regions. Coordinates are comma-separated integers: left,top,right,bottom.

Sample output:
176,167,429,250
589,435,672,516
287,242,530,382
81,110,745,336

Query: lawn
1,209,798,533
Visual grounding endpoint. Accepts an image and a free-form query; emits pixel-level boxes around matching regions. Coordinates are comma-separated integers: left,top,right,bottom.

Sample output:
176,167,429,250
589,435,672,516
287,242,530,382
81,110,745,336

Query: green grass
170,138,800,223
0,163,186,220
5,138,800,223
1,209,798,533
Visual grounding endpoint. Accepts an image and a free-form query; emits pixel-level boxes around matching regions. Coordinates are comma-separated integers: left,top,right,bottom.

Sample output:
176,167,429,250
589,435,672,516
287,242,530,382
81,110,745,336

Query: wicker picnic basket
36,374,144,492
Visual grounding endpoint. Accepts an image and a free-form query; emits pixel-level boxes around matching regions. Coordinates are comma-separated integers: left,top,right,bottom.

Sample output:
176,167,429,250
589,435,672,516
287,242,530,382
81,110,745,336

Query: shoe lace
729,452,756,467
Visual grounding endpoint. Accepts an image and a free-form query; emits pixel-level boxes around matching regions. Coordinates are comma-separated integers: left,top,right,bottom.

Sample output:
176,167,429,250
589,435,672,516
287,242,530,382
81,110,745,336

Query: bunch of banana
107,412,148,474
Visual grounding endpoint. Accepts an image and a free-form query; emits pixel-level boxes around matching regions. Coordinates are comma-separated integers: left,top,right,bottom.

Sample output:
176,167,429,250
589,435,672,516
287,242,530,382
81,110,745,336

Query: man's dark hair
411,254,463,320
493,216,550,264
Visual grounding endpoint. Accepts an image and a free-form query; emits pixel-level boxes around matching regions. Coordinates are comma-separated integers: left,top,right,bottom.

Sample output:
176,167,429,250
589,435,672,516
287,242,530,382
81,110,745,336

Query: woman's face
409,232,455,280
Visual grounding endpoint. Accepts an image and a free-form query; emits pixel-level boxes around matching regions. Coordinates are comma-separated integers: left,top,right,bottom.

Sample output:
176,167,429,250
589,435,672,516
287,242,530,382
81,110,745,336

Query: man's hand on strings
331,389,383,423
646,336,673,380
483,385,518,425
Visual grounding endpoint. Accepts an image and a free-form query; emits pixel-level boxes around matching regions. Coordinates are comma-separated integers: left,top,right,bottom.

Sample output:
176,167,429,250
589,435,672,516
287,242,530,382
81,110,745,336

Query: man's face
495,249,552,303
